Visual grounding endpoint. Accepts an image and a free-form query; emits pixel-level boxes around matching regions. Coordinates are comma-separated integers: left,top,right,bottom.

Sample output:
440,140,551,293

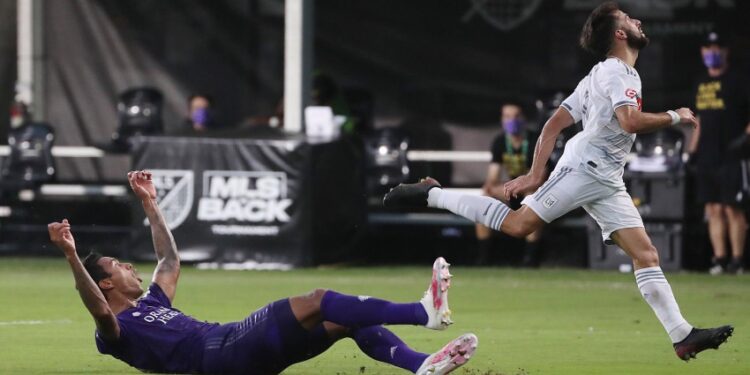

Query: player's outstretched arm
616,105,697,134
505,108,574,198
482,163,504,199
48,220,120,341
128,170,181,302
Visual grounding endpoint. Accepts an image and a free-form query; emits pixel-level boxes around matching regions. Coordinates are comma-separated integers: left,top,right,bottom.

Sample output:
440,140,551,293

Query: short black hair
579,1,621,57
83,252,110,285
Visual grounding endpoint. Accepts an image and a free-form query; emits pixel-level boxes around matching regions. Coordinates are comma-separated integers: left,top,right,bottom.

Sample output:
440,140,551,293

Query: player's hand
484,184,507,201
674,108,698,128
128,170,157,201
48,219,77,257
504,173,544,199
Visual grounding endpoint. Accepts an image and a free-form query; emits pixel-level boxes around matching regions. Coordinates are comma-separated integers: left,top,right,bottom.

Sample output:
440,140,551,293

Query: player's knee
706,204,724,219
303,288,329,309
504,217,537,238
508,223,533,238
725,206,746,221
634,244,659,267
310,288,328,300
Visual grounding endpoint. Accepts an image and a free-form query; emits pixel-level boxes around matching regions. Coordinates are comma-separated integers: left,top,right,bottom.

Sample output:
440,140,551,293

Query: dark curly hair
579,1,621,57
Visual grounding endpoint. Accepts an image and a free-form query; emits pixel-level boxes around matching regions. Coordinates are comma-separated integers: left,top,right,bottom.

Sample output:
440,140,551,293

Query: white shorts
521,164,644,244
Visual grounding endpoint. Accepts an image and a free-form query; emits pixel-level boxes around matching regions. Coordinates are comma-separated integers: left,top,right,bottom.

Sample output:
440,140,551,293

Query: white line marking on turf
0,319,72,326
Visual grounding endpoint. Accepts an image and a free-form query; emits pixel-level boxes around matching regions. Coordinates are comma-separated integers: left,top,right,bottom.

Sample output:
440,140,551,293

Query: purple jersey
95,283,220,374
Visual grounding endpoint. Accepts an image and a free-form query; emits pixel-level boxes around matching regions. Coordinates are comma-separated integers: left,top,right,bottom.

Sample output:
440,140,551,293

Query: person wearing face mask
475,102,546,266
688,32,750,275
183,93,217,133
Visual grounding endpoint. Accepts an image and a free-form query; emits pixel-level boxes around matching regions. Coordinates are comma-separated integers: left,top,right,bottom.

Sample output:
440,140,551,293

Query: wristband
666,110,680,126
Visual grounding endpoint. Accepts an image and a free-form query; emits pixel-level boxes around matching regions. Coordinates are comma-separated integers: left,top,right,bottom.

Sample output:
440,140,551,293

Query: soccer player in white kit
384,1,733,361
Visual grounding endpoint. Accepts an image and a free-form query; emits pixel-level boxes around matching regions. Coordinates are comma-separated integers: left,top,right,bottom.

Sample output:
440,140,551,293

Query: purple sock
352,326,429,373
321,291,428,328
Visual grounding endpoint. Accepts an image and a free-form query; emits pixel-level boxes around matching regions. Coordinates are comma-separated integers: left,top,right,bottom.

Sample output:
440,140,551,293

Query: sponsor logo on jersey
627,89,643,111
543,194,558,209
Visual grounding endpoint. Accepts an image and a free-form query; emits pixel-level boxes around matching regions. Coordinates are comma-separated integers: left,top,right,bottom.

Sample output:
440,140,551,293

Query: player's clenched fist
48,218,77,256
128,170,157,201
674,107,698,128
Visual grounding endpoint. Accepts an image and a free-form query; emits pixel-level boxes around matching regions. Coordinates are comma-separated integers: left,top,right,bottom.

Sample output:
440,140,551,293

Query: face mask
503,119,525,136
191,108,210,125
702,50,723,69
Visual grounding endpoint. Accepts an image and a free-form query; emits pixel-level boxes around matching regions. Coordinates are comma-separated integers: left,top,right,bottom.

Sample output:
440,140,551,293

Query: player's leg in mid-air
385,173,732,360
382,171,566,240
281,257,477,374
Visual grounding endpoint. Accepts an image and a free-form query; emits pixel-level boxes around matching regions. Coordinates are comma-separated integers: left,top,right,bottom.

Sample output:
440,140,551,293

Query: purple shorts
201,299,332,375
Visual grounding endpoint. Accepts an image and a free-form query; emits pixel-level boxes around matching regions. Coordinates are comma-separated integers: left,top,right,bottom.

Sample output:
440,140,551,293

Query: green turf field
0,258,747,374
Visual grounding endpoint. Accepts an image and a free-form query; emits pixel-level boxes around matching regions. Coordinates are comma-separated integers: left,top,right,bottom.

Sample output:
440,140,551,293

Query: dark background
2,0,748,162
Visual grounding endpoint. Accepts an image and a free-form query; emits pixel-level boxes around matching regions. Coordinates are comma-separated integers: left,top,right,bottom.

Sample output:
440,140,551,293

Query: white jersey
557,57,642,187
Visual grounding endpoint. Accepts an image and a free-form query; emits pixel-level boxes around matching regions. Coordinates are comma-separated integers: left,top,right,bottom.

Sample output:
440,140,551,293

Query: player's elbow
620,119,639,134
158,257,181,272
91,307,115,321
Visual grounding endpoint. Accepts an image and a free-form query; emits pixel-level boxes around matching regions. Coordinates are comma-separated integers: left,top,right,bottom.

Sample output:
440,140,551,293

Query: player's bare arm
482,163,505,200
128,170,181,302
504,108,575,198
687,116,701,154
48,220,120,341
616,105,697,134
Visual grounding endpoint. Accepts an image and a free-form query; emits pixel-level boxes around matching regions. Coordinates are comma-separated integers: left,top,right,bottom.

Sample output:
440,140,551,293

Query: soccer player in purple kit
48,170,477,375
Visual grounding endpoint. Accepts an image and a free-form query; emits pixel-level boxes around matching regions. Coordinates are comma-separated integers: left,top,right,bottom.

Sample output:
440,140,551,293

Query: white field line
0,319,72,326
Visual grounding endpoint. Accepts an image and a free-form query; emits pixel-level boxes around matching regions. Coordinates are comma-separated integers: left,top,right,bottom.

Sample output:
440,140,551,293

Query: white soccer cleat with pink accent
421,257,453,330
416,333,478,375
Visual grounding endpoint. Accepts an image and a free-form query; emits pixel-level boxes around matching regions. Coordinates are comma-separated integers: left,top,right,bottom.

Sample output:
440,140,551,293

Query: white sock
427,188,511,231
634,267,693,343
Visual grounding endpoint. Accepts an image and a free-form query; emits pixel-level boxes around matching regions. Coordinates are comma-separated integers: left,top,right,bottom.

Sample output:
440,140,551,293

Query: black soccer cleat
673,325,734,361
383,177,441,208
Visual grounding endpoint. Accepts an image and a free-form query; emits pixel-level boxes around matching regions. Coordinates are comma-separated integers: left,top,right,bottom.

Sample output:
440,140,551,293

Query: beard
626,28,650,50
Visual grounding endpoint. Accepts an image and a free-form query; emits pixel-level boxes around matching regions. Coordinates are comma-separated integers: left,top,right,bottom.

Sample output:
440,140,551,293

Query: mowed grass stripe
0,258,747,374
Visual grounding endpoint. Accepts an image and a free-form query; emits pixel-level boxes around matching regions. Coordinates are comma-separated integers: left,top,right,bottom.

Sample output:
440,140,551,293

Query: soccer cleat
709,257,727,276
727,259,744,275
673,325,734,361
416,333,478,375
421,256,453,330
708,264,724,276
383,177,441,208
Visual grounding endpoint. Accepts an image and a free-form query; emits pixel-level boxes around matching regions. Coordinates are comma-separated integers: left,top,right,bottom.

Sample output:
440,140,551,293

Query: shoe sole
431,257,453,328
383,177,440,207
677,326,734,361
432,334,479,375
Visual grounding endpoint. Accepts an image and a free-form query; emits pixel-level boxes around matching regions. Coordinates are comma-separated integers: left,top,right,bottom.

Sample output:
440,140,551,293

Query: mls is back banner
129,136,364,267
